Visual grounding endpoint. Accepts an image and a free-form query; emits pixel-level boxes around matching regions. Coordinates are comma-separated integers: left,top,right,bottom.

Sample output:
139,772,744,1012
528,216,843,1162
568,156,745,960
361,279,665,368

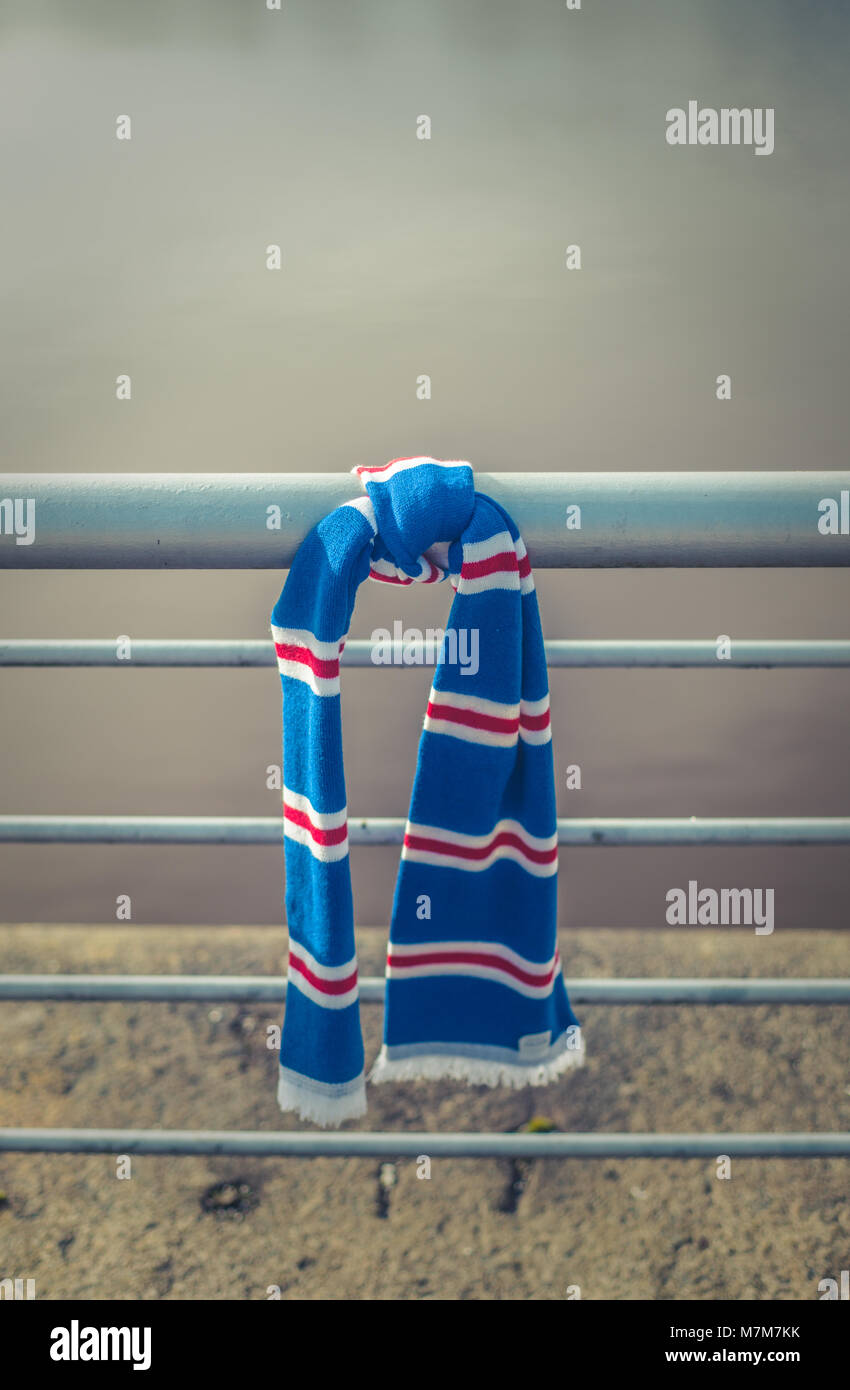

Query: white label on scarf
518,1031,551,1059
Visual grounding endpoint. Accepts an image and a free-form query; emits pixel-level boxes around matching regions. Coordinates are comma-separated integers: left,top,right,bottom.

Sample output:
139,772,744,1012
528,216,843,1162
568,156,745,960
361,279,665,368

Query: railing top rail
2,471,849,567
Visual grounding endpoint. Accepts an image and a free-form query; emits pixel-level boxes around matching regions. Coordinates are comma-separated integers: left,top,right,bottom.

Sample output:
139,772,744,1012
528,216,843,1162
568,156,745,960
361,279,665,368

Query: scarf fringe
277,1068,367,1127
369,1042,585,1090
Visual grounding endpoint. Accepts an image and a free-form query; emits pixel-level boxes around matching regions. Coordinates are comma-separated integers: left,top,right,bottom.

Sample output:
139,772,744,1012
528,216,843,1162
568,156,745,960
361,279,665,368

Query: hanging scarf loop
271,457,583,1126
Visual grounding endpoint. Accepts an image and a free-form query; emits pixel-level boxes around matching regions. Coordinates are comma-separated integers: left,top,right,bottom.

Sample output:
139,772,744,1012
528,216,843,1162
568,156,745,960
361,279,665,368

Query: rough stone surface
0,925,848,1301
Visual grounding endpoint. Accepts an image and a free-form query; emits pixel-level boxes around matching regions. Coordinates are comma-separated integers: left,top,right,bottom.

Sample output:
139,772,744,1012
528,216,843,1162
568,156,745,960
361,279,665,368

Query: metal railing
1,1129,848,1158
2,470,849,567
2,638,850,667
2,814,849,845
2,975,849,1005
1,470,849,1159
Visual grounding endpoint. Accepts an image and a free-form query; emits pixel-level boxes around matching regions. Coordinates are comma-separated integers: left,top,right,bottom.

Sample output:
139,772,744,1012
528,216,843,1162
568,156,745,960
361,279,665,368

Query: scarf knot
353,456,476,582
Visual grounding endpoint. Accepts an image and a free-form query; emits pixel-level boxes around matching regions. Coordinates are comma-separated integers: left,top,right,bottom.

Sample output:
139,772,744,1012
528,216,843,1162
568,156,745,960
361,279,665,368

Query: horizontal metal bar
2,472,848,568
2,975,849,1005
1,1127,848,1157
1,815,847,845
3,638,850,668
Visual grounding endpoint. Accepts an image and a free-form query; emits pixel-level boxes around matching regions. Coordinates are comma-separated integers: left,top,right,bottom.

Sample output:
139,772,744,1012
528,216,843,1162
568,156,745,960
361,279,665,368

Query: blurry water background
1,0,848,929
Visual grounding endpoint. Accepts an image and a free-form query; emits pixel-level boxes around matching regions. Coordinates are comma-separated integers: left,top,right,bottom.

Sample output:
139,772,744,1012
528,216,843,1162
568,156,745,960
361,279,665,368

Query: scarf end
277,1064,367,1128
368,1039,585,1090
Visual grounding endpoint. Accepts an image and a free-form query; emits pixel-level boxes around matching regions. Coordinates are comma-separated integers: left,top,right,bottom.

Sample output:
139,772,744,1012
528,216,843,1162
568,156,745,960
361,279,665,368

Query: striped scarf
271,457,583,1126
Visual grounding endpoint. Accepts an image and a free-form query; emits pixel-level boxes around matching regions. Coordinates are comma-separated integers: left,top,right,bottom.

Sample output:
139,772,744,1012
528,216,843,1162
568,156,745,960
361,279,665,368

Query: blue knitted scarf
271,457,583,1126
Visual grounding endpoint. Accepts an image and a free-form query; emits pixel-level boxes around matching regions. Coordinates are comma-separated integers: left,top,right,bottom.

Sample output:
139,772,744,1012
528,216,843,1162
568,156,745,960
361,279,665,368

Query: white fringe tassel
277,1070,367,1128
369,1043,585,1090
